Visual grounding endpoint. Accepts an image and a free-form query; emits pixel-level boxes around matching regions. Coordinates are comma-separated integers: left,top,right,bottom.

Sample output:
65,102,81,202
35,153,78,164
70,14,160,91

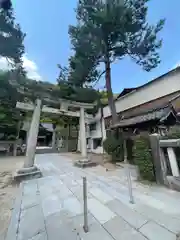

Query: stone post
167,147,180,177
52,128,56,150
101,118,106,141
80,107,87,158
26,129,29,146
24,99,41,168
15,99,42,179
77,127,81,152
150,134,165,184
13,120,21,156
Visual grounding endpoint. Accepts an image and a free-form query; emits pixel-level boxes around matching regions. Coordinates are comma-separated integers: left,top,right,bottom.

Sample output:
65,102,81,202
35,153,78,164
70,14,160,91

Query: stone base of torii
14,98,96,180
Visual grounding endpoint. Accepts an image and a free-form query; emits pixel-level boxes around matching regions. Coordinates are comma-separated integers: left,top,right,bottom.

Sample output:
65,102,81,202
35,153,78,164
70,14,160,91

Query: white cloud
22,56,42,81
0,55,42,81
0,57,10,70
172,62,180,70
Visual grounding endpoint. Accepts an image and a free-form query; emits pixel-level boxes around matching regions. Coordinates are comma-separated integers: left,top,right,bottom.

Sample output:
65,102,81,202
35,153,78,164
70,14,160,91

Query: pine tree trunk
105,59,118,125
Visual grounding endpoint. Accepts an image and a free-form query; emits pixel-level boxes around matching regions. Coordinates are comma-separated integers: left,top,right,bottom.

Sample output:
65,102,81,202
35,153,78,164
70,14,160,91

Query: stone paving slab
28,232,48,240
107,199,148,229
104,216,147,240
6,154,180,240
23,181,38,196
6,184,23,240
80,221,114,240
46,213,98,240
21,193,40,210
89,187,114,204
18,205,45,240
87,198,116,224
139,221,176,240
70,185,93,202
134,203,180,234
61,196,83,217
41,194,63,217
80,164,179,214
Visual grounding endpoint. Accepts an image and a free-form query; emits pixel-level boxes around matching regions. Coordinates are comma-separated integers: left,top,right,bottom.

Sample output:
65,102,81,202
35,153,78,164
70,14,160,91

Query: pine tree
69,0,165,124
0,5,25,65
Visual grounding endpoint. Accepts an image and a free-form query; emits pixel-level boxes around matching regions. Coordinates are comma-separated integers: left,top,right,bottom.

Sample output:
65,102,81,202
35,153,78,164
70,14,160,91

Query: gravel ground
0,156,24,239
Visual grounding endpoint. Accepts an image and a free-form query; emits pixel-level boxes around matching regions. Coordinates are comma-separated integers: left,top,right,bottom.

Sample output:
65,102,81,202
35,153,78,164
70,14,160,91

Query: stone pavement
6,154,180,240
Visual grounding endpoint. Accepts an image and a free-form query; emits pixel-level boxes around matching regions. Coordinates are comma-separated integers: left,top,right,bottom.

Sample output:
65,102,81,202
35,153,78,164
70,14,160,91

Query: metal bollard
83,177,88,233
124,139,134,204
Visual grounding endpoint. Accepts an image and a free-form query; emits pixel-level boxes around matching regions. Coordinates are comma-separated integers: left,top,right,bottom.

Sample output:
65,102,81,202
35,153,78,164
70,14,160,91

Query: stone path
6,154,180,240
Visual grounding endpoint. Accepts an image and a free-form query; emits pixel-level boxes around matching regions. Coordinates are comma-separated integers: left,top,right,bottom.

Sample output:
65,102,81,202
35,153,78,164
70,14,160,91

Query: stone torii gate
14,98,95,179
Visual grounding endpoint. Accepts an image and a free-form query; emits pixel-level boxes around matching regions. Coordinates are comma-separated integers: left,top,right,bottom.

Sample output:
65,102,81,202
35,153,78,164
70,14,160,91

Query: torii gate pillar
14,99,42,179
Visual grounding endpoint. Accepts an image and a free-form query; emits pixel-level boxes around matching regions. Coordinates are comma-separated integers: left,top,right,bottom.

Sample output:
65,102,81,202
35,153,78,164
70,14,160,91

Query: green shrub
165,126,180,139
126,138,135,164
103,134,124,162
164,126,180,170
133,135,155,181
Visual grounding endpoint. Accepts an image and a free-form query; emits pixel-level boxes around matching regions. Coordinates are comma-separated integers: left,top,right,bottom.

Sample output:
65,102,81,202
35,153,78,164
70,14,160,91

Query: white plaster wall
89,120,103,139
88,110,101,124
103,70,180,118
87,109,106,140
92,146,103,154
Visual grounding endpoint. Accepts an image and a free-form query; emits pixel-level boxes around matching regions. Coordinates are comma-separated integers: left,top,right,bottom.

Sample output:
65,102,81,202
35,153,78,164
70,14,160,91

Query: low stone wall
150,134,180,190
0,141,15,156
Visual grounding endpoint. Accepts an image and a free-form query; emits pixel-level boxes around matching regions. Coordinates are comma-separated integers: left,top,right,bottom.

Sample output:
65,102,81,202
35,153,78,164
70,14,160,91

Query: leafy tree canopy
57,63,100,104
0,0,12,11
69,0,165,124
0,6,25,66
72,0,165,71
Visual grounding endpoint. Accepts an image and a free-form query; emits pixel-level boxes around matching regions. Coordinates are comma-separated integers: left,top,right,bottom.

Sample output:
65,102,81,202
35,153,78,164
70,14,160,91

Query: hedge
164,126,180,139
133,135,155,181
164,126,180,170
103,133,124,162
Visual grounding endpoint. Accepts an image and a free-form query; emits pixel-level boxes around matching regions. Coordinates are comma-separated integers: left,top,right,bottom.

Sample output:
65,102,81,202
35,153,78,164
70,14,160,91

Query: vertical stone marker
15,99,42,179
52,129,56,150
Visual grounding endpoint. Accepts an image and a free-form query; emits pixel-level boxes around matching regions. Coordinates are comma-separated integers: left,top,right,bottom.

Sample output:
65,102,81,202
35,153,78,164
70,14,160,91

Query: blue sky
13,0,180,93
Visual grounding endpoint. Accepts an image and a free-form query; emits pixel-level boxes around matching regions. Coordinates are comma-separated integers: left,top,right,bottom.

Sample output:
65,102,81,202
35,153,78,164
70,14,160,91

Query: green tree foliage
0,69,90,133
68,52,100,87
0,0,12,11
69,0,165,124
40,113,79,130
103,133,124,162
163,126,180,140
133,135,155,181
0,71,25,141
57,63,100,104
0,6,25,65
0,71,22,127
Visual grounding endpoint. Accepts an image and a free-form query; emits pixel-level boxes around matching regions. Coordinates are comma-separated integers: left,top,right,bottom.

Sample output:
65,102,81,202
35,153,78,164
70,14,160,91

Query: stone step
175,177,180,182
36,148,58,154
167,176,180,192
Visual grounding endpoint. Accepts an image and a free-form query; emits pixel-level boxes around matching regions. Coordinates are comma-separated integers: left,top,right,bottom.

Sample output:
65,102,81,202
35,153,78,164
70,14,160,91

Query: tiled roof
111,106,174,128
40,123,53,132
116,88,138,99
118,91,180,119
